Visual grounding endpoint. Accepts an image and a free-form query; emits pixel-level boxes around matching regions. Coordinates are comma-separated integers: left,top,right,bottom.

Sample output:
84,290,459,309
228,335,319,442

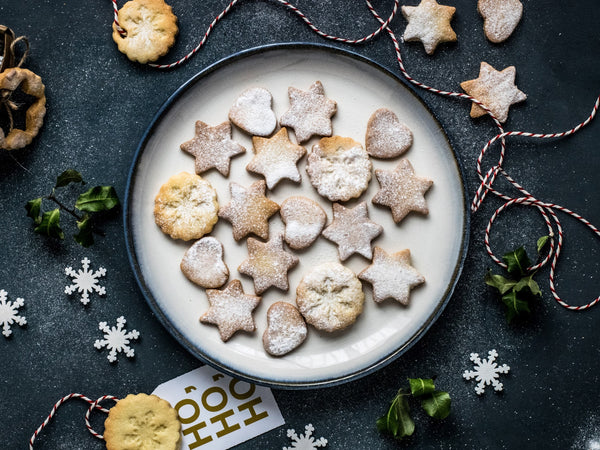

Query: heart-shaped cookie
365,108,413,159
228,87,277,137
180,237,229,288
262,302,307,356
478,0,523,44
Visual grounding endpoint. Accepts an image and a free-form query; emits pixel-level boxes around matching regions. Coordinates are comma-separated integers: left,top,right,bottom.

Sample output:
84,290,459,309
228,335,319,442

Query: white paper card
152,366,285,449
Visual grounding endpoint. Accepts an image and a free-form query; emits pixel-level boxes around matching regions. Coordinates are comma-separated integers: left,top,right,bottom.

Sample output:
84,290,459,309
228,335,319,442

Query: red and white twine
107,0,599,309
29,393,118,448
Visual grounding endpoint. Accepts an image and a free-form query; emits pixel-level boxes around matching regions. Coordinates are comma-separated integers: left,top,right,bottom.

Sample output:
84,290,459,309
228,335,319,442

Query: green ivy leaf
502,246,531,277
514,273,542,297
376,389,415,439
484,270,517,295
74,214,94,247
25,197,43,225
501,290,531,323
409,378,436,397
55,169,85,188
75,186,120,213
34,209,64,239
420,391,452,420
537,235,550,254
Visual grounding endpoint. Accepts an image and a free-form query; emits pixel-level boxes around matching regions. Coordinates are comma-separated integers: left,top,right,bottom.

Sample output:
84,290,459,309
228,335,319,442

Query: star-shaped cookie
359,247,425,305
218,180,280,241
279,81,337,143
402,0,457,55
199,279,261,341
322,202,383,261
372,159,433,223
180,120,245,176
238,233,299,294
246,127,306,189
460,62,527,123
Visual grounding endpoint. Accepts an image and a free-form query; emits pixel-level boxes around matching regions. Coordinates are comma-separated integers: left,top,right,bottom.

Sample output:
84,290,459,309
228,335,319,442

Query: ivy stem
45,192,105,236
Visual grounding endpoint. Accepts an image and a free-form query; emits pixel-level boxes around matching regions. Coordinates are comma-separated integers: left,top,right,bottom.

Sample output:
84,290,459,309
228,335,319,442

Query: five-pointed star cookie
238,233,299,294
402,0,457,55
180,120,245,176
372,159,433,223
359,247,425,305
218,180,280,241
279,81,337,143
199,279,261,341
246,127,307,189
460,62,527,123
322,202,383,261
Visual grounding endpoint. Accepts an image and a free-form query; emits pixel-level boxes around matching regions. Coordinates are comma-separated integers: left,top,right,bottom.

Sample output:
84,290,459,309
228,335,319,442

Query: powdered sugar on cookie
180,237,229,288
280,196,327,250
365,108,413,159
229,87,277,137
478,0,523,43
262,302,307,356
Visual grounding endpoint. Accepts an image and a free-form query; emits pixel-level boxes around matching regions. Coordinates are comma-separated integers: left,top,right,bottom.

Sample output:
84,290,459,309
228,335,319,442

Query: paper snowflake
283,424,328,450
65,257,106,305
94,316,140,363
0,289,27,338
463,349,510,395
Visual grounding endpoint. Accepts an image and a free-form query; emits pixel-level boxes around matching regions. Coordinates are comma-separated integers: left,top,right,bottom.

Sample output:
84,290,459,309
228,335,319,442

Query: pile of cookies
154,80,434,357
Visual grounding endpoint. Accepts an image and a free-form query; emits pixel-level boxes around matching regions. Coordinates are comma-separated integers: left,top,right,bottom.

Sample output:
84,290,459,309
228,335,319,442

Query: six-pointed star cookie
218,180,280,241
372,159,433,223
280,81,337,143
460,62,527,123
246,127,307,189
180,120,245,176
359,247,425,305
238,233,299,294
322,202,383,261
402,0,457,55
199,279,261,341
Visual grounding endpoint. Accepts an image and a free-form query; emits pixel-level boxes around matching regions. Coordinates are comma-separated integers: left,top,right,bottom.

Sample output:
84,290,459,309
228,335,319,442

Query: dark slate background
1,0,599,448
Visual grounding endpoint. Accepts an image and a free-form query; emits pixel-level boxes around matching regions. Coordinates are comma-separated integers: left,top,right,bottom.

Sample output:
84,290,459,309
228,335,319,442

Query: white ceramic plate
125,44,468,388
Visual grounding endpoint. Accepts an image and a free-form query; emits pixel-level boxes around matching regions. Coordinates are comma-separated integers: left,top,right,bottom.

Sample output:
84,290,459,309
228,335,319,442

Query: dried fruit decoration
0,25,46,150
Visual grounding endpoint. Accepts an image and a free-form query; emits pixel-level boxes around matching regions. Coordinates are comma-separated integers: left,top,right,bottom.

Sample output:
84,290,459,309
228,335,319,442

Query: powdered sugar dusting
262,302,307,356
180,237,229,288
478,0,523,43
229,87,277,136
280,196,327,250
365,108,413,158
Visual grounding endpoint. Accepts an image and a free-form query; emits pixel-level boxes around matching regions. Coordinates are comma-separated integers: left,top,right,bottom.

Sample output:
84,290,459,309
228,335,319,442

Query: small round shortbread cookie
154,171,219,241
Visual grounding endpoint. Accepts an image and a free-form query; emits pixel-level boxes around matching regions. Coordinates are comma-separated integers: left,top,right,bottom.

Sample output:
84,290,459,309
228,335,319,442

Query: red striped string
29,393,118,448
107,1,600,302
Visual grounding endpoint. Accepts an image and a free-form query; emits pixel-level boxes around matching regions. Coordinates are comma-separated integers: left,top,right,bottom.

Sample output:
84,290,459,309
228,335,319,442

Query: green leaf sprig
25,169,120,247
485,236,550,322
377,378,451,440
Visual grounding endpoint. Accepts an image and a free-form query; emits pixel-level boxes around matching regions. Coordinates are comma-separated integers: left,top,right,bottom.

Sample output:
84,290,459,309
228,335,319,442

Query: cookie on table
218,180,280,241
365,108,413,159
322,202,383,261
229,87,277,137
180,237,229,288
262,302,308,357
112,0,178,64
478,0,523,43
154,171,219,241
296,262,364,332
372,159,433,223
246,127,306,189
280,196,327,250
104,393,181,450
401,0,457,55
180,120,245,177
279,81,337,143
306,136,372,202
199,279,261,342
460,61,526,123
238,233,299,295
359,246,425,305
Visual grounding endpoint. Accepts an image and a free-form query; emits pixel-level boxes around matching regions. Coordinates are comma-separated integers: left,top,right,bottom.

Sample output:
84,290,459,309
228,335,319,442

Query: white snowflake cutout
94,316,140,363
283,424,328,450
463,349,510,395
65,257,107,305
0,289,27,338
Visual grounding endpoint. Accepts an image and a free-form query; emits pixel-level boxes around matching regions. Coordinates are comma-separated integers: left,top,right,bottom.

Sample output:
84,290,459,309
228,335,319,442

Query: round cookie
154,171,219,241
104,393,181,450
306,136,372,202
262,302,308,356
296,262,364,332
